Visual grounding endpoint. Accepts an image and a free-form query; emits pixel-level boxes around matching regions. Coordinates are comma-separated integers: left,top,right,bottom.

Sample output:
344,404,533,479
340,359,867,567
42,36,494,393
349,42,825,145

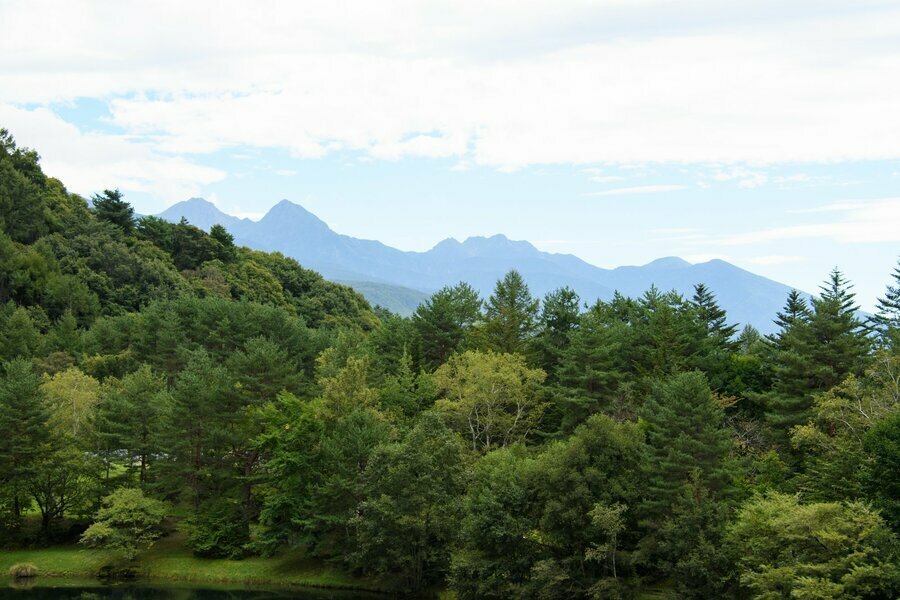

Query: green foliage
637,372,738,591
480,270,540,355
727,493,899,599
412,282,482,370
872,257,900,349
95,365,171,486
451,445,535,599
863,410,900,531
435,350,546,452
764,271,871,445
0,359,50,526
453,415,645,599
80,488,167,560
4,129,900,598
351,412,467,592
91,189,134,234
534,286,581,377
187,497,249,559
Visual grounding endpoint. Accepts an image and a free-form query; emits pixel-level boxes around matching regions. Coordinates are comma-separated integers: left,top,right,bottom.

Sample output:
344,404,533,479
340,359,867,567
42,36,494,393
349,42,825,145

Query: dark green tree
450,445,535,599
765,270,870,444
534,287,581,377
96,365,171,486
91,189,134,234
864,411,900,531
555,308,628,428
873,257,900,349
352,412,466,593
0,359,50,523
412,283,482,370
688,283,738,390
637,372,737,585
480,270,539,355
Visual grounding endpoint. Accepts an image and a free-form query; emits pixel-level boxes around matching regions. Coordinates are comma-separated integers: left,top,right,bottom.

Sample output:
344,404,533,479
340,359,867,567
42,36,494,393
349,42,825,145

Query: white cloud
0,0,899,180
0,104,225,202
705,198,900,245
586,184,687,196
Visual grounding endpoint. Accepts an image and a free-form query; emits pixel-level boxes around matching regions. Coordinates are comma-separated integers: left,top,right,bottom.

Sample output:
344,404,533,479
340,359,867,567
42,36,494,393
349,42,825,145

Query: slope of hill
158,199,805,332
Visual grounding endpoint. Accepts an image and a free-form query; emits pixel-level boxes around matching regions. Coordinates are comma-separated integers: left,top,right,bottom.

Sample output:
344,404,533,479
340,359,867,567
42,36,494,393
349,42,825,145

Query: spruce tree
772,289,811,337
0,359,51,522
91,189,134,234
639,372,735,521
691,283,738,342
807,269,871,388
534,286,581,378
556,310,627,427
765,271,870,444
481,270,540,355
873,258,900,348
412,283,482,370
689,283,738,390
637,372,736,581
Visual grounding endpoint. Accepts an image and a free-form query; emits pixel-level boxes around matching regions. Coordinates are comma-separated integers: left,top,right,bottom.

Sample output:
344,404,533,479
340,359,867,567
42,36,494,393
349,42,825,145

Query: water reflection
1,582,378,600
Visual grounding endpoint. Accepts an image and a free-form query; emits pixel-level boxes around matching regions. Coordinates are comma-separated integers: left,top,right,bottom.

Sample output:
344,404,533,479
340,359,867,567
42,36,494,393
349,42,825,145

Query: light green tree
727,493,899,599
80,488,167,560
435,350,546,452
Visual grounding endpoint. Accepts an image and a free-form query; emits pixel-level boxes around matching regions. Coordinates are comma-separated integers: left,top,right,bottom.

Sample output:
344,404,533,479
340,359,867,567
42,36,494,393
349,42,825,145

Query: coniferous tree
412,283,482,370
534,287,581,378
0,359,51,523
772,289,811,336
638,372,736,581
689,283,738,390
765,271,870,445
873,257,900,348
632,287,696,379
556,309,628,428
807,269,871,387
96,365,170,487
691,283,738,342
91,189,134,234
480,270,539,355
0,306,41,360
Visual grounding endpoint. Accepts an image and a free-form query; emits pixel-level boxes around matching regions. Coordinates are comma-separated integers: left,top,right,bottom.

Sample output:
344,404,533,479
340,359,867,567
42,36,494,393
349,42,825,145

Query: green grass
0,532,385,593
0,545,120,578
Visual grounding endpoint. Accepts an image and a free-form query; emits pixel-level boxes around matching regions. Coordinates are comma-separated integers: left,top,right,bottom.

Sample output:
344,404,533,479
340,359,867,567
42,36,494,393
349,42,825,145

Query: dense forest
1,128,899,599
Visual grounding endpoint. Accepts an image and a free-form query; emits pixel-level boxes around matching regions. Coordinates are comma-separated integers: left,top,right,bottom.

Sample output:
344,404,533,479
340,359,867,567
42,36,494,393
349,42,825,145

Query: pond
1,580,381,600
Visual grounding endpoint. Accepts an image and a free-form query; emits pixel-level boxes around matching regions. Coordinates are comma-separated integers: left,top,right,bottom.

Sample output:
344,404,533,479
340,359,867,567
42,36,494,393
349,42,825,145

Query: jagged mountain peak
430,233,540,258
156,199,804,332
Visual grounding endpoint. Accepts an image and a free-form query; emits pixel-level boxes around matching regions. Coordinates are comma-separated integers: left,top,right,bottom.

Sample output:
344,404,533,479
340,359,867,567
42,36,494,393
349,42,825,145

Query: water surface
2,580,379,600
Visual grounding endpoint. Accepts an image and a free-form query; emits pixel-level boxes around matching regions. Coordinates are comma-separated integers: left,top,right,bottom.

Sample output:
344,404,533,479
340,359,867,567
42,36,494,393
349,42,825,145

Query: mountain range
158,198,804,333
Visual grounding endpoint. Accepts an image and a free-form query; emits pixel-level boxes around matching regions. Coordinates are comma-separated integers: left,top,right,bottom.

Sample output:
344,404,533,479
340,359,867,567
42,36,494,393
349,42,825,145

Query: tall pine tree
873,257,900,349
0,359,51,523
480,270,539,355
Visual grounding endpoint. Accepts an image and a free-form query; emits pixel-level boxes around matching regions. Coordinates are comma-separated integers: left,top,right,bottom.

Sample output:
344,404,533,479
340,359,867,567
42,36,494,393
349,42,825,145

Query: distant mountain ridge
158,198,805,331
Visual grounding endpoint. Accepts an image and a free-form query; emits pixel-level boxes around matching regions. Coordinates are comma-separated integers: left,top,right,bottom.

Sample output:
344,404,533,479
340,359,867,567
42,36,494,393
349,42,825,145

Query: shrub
8,563,38,579
80,488,167,560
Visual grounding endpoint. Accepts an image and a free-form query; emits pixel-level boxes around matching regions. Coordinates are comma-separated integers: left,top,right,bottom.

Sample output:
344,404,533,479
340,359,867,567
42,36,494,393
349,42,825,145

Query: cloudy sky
1,0,899,310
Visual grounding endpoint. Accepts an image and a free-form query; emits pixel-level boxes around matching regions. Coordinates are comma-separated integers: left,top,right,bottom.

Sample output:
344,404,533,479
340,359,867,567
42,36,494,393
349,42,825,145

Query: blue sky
1,1,899,310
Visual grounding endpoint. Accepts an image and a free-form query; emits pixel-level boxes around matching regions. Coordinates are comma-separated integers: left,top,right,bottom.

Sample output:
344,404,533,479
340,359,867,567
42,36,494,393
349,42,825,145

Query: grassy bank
0,531,386,593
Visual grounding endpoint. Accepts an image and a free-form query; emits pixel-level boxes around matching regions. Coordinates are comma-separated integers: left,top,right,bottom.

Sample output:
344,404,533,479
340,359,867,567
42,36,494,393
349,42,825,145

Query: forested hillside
1,129,899,598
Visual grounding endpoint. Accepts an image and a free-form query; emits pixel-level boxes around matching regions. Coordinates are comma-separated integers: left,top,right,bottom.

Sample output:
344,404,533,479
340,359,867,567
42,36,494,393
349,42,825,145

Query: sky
1,1,898,310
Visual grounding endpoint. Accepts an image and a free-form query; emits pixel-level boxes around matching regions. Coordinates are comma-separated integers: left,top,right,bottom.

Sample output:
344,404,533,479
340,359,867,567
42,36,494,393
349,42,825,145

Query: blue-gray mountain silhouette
159,198,802,332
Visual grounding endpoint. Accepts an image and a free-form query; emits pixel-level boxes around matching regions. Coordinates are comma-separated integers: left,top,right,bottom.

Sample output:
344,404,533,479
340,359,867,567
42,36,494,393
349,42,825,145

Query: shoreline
0,542,393,596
